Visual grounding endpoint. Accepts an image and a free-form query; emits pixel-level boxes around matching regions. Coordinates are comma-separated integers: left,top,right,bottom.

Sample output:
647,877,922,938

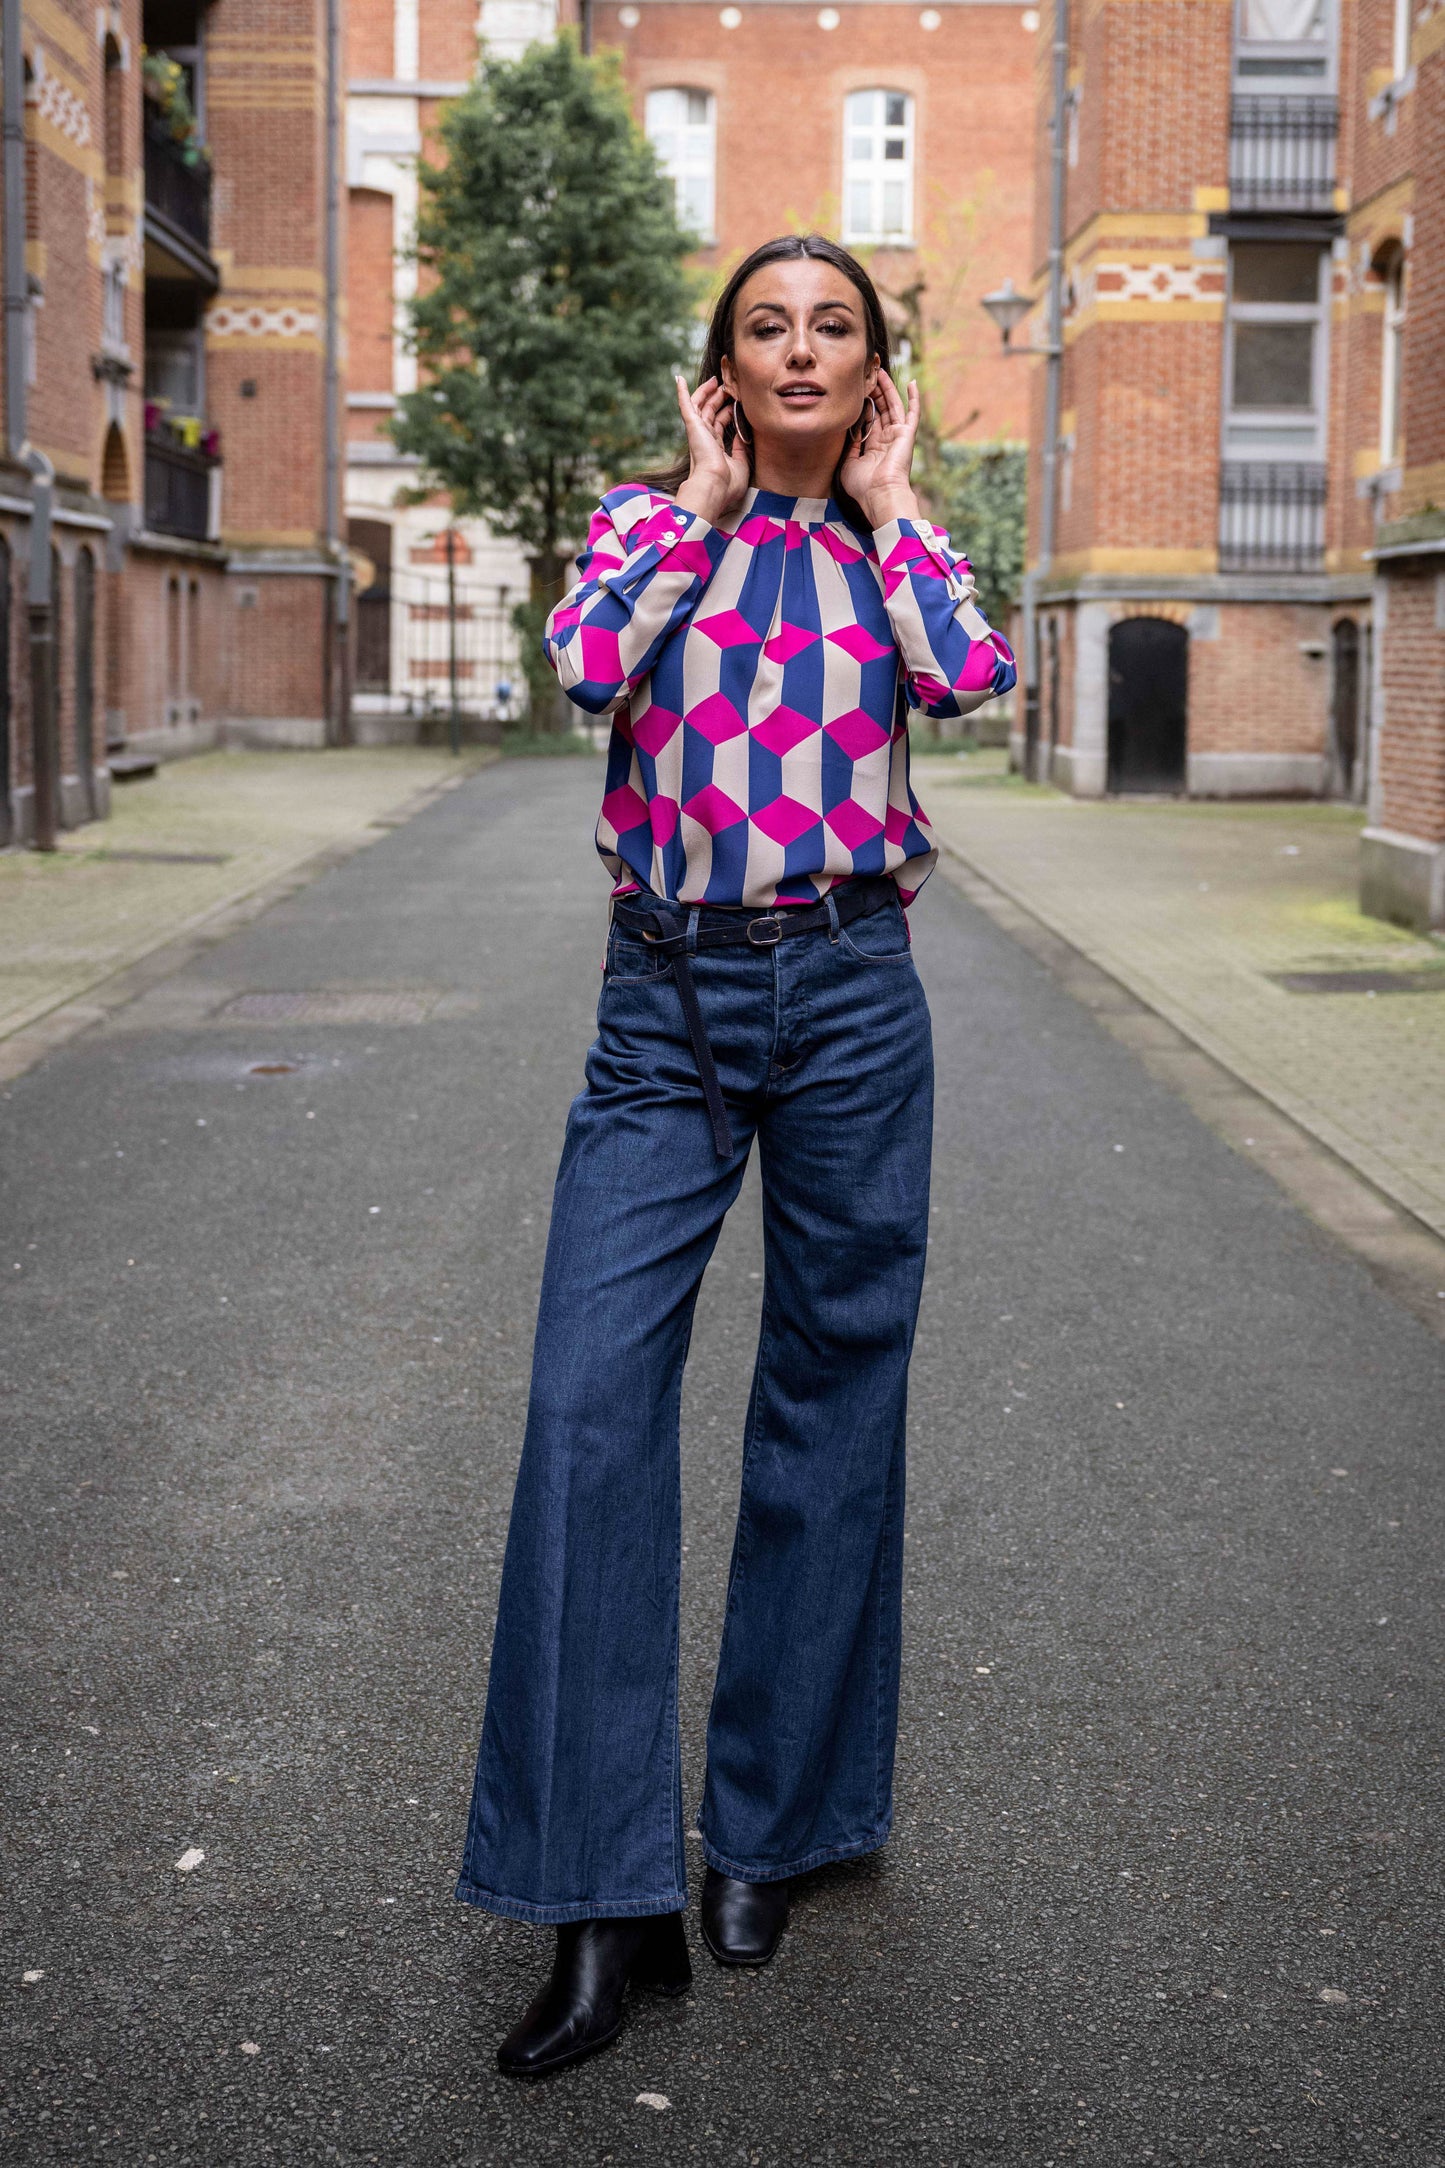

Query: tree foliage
390,34,698,719
926,442,1027,630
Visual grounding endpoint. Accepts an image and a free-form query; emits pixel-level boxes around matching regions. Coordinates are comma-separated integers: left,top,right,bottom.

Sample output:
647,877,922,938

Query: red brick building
1,0,349,847
599,0,1035,450
1010,0,1443,928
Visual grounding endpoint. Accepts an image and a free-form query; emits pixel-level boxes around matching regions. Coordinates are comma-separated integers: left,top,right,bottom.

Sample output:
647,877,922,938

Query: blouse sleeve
543,484,731,715
871,515,1017,720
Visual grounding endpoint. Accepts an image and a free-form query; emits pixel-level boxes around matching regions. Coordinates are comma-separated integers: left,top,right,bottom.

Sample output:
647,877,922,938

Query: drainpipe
4,0,58,848
3,0,27,462
322,0,351,745
1025,0,1069,784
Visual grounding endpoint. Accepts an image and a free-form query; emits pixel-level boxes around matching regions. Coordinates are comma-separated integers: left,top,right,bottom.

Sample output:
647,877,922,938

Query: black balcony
1219,461,1327,573
1229,96,1338,214
145,436,216,541
143,106,216,281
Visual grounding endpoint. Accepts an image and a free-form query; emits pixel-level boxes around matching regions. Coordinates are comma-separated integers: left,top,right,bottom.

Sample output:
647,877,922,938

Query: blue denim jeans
455,885,934,1924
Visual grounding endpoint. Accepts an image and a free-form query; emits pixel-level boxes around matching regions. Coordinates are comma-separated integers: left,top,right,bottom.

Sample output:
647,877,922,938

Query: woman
457,234,1015,2078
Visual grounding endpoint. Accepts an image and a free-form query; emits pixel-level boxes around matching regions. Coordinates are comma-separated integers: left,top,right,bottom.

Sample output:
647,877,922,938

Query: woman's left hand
840,369,922,529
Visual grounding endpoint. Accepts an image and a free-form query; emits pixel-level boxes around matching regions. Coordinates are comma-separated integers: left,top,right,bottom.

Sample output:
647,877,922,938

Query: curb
934,837,1445,1344
0,756,497,1089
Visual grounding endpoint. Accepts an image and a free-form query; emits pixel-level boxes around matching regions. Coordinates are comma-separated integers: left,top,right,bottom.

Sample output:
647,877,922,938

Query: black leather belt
611,875,899,1159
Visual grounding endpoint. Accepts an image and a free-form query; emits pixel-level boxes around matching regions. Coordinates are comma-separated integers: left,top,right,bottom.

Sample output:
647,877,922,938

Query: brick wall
597,0,1034,445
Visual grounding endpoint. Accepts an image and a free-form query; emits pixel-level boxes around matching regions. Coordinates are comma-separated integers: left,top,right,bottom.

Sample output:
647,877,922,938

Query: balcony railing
1218,461,1327,573
145,437,216,541
1229,96,1338,213
143,106,212,252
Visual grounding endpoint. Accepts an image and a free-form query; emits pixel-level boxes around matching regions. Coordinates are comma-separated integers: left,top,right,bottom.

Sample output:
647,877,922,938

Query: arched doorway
1330,617,1362,802
1107,617,1188,793
75,547,97,820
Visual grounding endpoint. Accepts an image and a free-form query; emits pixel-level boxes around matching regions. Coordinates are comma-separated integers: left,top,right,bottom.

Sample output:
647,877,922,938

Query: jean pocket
604,923,673,982
837,900,914,964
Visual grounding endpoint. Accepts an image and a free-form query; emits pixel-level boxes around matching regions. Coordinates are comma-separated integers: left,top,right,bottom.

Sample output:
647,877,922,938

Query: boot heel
633,1912,692,1996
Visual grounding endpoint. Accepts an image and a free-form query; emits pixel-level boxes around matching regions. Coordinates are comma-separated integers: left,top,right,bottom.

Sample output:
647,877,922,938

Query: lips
777,385,826,401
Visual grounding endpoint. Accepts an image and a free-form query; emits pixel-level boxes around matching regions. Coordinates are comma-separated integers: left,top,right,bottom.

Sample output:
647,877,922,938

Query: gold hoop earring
731,402,754,449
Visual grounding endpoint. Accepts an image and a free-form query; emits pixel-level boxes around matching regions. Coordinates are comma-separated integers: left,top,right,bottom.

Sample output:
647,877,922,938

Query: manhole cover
218,990,440,1026
1270,968,1445,996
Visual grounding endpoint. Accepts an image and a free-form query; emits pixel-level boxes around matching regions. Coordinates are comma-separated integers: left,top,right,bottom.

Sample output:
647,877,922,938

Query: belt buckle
746,912,784,947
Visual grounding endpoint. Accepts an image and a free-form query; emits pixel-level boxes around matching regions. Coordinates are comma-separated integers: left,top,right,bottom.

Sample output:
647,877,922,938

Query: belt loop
686,904,701,956
824,888,841,944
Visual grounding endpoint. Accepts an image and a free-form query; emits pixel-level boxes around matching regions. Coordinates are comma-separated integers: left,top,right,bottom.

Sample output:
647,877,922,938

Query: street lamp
980,279,1035,350
980,0,1071,784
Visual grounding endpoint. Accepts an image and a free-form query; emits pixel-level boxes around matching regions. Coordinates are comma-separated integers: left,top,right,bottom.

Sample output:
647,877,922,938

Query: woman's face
719,257,879,454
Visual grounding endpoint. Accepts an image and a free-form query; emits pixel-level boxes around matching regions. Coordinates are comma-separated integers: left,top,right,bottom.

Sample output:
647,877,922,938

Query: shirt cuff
872,517,974,603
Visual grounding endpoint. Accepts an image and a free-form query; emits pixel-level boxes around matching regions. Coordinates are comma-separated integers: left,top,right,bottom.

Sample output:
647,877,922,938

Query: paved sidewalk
916,752,1445,1242
0,748,495,1074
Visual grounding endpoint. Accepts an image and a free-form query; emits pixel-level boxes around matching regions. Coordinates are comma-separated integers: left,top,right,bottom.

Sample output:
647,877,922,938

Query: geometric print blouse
543,482,1017,910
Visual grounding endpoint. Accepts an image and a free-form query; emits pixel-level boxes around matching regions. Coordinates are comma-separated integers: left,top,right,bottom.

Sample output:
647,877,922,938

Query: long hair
636,233,891,535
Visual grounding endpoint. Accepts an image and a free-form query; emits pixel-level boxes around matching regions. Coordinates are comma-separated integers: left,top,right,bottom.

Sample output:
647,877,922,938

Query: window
644,88,716,242
1378,247,1406,467
1225,241,1328,457
1234,0,1333,90
843,90,913,246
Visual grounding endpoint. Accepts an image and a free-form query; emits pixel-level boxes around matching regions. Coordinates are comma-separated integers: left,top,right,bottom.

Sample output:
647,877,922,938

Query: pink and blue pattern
544,483,1016,909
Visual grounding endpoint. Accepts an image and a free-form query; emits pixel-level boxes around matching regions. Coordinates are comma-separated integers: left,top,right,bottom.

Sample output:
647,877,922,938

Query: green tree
926,441,1026,632
391,34,697,727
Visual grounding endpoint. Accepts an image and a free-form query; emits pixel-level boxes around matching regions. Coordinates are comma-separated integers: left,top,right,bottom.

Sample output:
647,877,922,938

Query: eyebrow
742,296,859,318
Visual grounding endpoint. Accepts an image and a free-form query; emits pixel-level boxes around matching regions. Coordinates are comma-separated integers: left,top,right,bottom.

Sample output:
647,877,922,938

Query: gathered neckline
729,486,843,528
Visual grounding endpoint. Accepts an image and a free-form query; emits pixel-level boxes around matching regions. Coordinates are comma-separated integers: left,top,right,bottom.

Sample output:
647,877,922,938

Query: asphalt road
3,757,1442,2167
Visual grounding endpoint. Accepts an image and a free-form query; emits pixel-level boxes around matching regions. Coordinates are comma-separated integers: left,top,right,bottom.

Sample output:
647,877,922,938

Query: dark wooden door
1107,617,1188,793
1331,616,1361,801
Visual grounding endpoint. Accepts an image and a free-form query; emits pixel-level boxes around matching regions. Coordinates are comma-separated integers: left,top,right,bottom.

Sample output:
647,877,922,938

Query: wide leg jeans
456,890,934,1923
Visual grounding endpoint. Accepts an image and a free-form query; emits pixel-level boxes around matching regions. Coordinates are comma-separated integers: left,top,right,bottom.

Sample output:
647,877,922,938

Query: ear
864,355,881,393
719,354,738,396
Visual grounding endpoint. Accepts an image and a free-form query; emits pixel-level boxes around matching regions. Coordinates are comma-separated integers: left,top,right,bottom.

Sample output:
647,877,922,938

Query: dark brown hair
636,233,891,534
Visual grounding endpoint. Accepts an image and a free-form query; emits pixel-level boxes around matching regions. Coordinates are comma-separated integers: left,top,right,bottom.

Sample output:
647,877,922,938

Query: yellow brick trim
27,0,91,68
221,528,325,549
1192,186,1230,213
1347,177,1414,236
1048,548,1219,578
208,89,321,110
25,240,48,279
1413,9,1445,64
1065,299,1224,341
1354,447,1383,480
1325,547,1372,576
1064,211,1209,269
221,265,327,296
1364,64,1394,96
1399,460,1445,518
1114,599,1193,623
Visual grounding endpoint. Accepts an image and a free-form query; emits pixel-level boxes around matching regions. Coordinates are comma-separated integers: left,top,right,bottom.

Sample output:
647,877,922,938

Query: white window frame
644,87,717,244
1223,241,1330,462
841,89,914,248
1233,0,1336,95
1379,249,1406,468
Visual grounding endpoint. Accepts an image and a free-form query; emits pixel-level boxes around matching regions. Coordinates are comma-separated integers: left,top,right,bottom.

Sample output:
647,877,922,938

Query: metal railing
144,437,215,541
1218,460,1327,572
354,565,523,723
1229,96,1338,213
143,106,212,249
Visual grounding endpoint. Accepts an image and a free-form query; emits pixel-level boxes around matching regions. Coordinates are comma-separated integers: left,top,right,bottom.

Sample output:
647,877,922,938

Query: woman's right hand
672,375,751,526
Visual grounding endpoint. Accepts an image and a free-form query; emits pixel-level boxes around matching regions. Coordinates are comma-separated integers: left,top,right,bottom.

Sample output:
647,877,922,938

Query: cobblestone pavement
0,748,494,1062
916,753,1445,1241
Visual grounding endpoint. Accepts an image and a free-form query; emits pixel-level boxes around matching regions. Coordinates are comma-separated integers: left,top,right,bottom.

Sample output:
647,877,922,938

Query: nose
785,321,816,367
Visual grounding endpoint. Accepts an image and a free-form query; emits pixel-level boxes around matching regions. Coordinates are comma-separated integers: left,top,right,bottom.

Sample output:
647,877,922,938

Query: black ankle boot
496,1913,691,2078
700,1866,791,1966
